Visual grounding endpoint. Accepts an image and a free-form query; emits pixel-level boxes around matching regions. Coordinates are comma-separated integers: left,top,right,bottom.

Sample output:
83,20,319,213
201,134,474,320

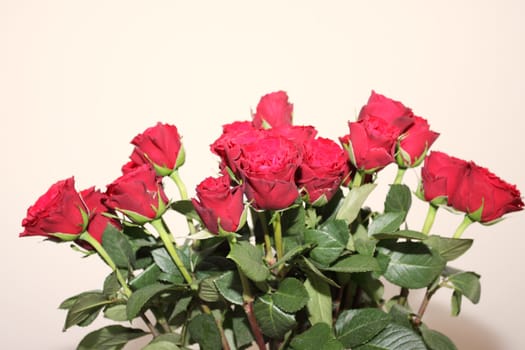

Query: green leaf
227,241,269,282
273,277,309,313
335,183,377,224
450,290,462,316
281,204,306,236
373,229,428,241
64,292,111,330
420,324,458,350
77,325,147,350
298,256,339,287
304,219,349,265
377,241,446,289
103,272,122,297
188,313,222,350
253,294,296,338
388,304,412,329
59,290,101,310
354,225,376,256
228,307,254,348
322,254,380,273
290,322,343,350
214,270,244,305
354,323,427,350
353,272,384,305
126,283,177,320
103,304,128,322
304,274,332,326
102,225,135,269
424,235,474,261
447,272,481,304
272,243,314,270
171,200,200,221
199,277,221,303
129,263,162,290
142,341,181,350
335,308,391,348
152,247,188,277
147,333,182,346
368,212,406,236
384,184,412,216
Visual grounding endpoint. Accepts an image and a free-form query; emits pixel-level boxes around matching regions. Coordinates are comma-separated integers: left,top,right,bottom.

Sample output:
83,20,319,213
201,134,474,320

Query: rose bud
238,134,301,210
420,151,468,205
396,116,440,168
339,116,398,173
358,90,415,135
252,91,293,129
80,187,121,246
297,137,349,205
105,164,169,224
127,122,185,176
448,162,524,223
191,175,245,234
20,177,89,241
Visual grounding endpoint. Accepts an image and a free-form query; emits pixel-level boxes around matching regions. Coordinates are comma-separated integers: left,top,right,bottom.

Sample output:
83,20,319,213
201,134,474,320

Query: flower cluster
19,91,523,350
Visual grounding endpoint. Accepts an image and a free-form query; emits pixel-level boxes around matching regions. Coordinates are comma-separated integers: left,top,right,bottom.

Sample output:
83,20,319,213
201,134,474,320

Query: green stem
351,170,364,188
79,232,132,297
453,215,474,239
393,167,407,185
421,203,439,235
169,170,196,235
237,267,266,350
258,211,274,263
272,211,283,262
201,304,231,350
151,219,193,284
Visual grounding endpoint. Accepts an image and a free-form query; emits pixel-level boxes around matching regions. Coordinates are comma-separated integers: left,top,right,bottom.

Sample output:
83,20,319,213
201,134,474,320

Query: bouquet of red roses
20,91,523,350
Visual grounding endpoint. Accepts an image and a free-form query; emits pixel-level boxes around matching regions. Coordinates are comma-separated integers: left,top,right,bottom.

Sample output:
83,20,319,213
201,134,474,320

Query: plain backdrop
2,1,524,349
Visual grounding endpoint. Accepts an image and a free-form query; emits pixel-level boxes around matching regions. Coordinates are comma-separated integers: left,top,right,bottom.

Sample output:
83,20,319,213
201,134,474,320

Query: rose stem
79,231,132,297
169,170,197,235
200,304,231,350
140,314,160,337
151,218,193,285
351,170,364,188
421,203,438,235
257,211,274,264
453,215,474,239
393,167,407,185
272,211,284,262
237,267,266,350
413,287,436,326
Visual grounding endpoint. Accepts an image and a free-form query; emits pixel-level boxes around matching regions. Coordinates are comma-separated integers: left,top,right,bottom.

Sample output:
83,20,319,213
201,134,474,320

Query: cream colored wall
2,1,524,349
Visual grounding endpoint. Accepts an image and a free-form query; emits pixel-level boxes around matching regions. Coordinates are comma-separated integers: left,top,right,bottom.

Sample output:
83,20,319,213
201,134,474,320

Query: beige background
2,1,524,349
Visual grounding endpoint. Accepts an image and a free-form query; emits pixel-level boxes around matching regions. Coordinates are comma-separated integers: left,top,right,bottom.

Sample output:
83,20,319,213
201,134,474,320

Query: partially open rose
252,90,293,129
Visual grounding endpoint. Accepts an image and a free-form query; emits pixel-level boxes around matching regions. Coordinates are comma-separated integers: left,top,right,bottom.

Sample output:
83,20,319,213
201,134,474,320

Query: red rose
191,175,244,234
448,162,524,222
238,133,301,210
105,164,169,224
421,151,468,204
396,116,439,168
358,91,415,135
80,187,121,245
272,125,317,146
297,137,349,204
252,91,293,129
339,116,398,173
121,148,147,174
20,177,88,240
126,122,185,176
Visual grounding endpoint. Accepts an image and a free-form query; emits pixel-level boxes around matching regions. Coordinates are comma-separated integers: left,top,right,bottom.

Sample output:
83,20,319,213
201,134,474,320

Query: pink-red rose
105,164,169,224
296,137,349,204
20,177,88,239
396,116,439,168
252,91,293,129
80,187,120,245
421,151,468,204
340,116,398,173
358,91,415,135
125,122,185,176
192,175,244,234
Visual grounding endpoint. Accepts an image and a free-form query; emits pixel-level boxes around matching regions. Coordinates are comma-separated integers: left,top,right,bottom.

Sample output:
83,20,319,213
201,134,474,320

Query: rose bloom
105,164,169,224
20,177,87,240
125,122,185,176
237,133,302,210
396,116,439,168
252,90,293,129
421,151,468,204
80,187,121,245
448,162,524,222
340,116,398,173
297,137,349,204
192,175,244,234
358,90,415,135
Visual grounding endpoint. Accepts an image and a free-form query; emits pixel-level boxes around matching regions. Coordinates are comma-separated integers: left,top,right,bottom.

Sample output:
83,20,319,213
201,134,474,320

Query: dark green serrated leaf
378,241,446,289
188,313,222,350
103,304,128,322
171,200,200,221
373,229,428,241
304,219,349,265
272,243,314,270
64,292,111,330
420,324,458,350
304,274,332,326
322,255,380,273
273,277,309,313
103,272,122,297
354,225,377,256
214,270,243,305
354,323,427,350
451,290,462,316
59,290,102,310
126,283,177,320
77,325,147,350
335,308,391,348
199,277,221,302
253,294,296,338
388,304,412,329
368,212,406,236
281,204,306,236
168,294,193,324
290,322,343,350
227,241,269,282
152,247,189,277
129,263,162,290
353,272,384,305
447,272,481,304
228,307,254,348
102,225,135,269
298,257,339,287
148,333,181,345
142,341,181,350
384,184,412,216
424,235,474,261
